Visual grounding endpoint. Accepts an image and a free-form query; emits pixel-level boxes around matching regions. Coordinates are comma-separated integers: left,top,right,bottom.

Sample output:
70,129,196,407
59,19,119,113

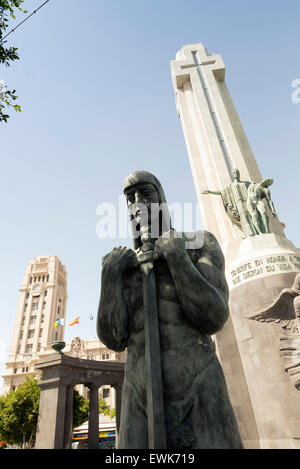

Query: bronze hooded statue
97,170,243,449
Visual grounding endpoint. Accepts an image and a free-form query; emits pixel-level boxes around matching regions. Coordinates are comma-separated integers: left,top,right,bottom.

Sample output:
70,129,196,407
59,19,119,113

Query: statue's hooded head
123,170,172,250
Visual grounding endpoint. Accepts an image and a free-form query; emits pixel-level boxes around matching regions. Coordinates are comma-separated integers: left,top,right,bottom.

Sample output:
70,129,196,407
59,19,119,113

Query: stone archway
34,353,124,449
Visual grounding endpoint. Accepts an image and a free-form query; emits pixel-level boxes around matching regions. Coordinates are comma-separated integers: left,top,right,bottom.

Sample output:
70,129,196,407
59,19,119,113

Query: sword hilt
138,211,155,272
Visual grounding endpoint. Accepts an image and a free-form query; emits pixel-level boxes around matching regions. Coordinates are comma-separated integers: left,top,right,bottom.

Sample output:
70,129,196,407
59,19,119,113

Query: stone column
63,384,74,449
170,42,300,449
35,378,69,449
170,43,284,246
88,384,100,449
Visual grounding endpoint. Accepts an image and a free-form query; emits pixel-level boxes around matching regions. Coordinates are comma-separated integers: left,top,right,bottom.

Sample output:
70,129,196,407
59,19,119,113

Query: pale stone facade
171,43,300,449
2,255,68,394
2,256,126,411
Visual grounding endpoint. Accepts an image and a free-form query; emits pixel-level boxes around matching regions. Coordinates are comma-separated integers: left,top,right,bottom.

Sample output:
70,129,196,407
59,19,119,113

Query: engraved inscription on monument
229,255,300,287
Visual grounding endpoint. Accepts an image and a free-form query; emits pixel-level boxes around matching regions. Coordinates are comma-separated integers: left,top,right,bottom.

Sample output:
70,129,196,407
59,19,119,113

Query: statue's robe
221,181,256,237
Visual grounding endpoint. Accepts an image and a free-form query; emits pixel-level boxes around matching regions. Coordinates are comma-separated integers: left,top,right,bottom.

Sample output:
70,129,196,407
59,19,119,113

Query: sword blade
142,265,166,449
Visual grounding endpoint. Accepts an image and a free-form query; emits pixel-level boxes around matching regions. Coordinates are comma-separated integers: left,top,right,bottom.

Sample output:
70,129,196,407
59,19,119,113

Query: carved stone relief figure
202,168,277,237
71,337,83,357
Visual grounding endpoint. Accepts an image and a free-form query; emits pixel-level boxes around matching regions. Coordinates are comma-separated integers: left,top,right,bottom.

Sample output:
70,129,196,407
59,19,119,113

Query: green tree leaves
72,390,89,429
0,0,24,122
0,376,40,448
99,397,115,419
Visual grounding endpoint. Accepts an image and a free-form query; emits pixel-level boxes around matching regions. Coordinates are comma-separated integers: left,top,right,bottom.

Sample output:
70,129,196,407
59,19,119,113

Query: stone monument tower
171,43,300,449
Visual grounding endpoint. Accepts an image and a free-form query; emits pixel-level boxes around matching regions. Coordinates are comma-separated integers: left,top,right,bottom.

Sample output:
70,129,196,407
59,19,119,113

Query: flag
69,316,80,326
89,314,94,320
54,319,64,328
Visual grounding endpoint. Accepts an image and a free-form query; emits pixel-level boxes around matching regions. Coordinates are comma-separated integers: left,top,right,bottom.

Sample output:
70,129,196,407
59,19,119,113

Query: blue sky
0,0,299,388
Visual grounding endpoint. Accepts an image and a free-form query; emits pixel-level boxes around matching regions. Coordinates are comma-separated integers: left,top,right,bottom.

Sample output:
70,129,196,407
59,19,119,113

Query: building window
26,292,29,299
34,277,37,282
25,344,33,354
57,306,60,315
14,368,17,374
41,314,45,323
43,301,46,309
44,290,47,297
17,345,21,354
42,275,45,282
46,275,49,282
102,353,109,360
38,276,41,281
29,277,32,285
39,328,43,337
37,343,41,352
31,302,38,311
19,330,23,340
102,388,110,399
30,316,36,325
24,303,28,312
22,317,26,325
27,329,35,339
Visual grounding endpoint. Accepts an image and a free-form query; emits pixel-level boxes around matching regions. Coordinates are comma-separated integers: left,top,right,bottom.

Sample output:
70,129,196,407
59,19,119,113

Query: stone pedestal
219,234,300,448
214,315,260,448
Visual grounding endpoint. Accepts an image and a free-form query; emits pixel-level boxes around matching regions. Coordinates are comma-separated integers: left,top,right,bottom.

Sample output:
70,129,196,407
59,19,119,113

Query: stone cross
170,43,284,245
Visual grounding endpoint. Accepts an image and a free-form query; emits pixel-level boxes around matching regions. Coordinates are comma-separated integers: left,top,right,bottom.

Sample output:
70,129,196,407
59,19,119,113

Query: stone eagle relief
246,273,300,332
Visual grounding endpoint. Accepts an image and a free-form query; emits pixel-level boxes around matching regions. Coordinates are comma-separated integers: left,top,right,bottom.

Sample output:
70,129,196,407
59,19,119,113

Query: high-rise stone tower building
2,256,125,419
171,43,300,449
2,255,67,393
